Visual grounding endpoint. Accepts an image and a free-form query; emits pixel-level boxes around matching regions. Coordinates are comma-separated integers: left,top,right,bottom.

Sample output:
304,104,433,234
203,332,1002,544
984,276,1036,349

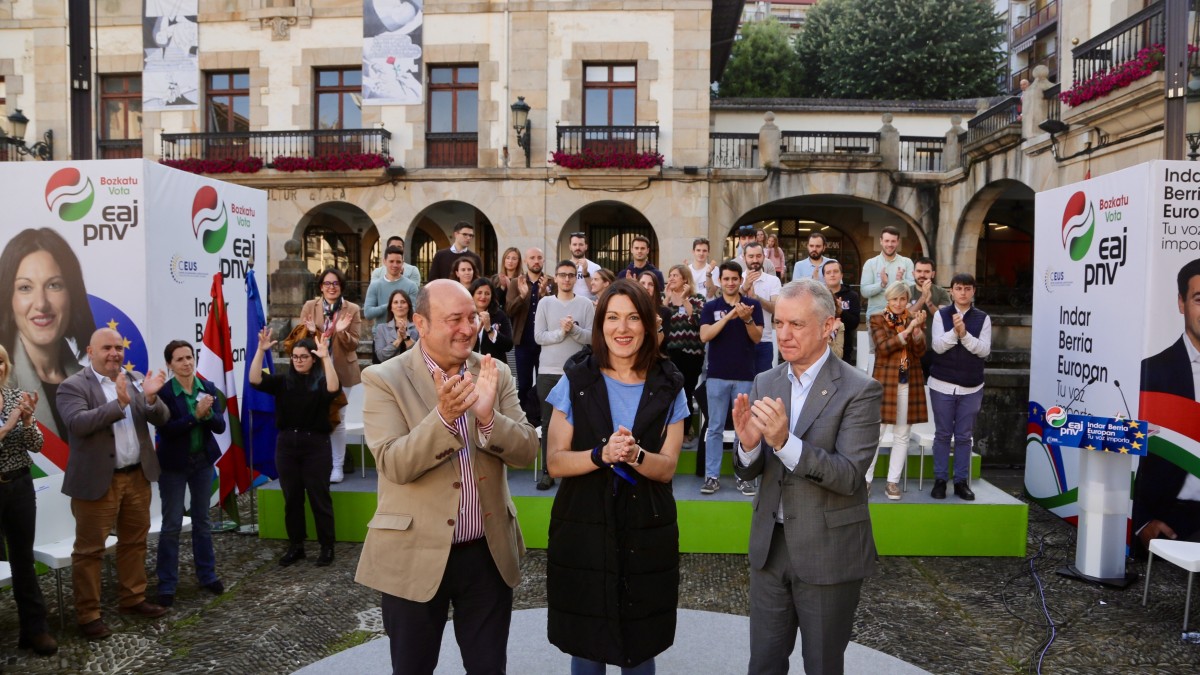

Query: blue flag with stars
241,269,278,480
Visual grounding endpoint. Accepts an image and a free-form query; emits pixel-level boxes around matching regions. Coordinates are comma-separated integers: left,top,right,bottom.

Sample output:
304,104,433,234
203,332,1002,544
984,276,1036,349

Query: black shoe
536,473,555,491
18,632,58,656
158,593,175,608
931,479,947,500
954,481,976,501
203,580,225,595
316,546,334,567
279,545,306,567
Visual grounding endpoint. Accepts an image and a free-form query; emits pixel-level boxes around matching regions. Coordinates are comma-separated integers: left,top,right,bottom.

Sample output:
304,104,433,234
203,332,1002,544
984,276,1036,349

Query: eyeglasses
321,281,340,288
555,272,576,278
291,353,313,361
570,232,586,238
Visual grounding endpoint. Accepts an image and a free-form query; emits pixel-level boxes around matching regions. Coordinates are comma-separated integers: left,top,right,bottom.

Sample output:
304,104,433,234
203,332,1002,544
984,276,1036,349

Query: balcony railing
161,128,391,162
425,132,477,168
898,136,946,172
555,125,660,156
1045,82,1062,124
1010,53,1059,92
97,138,143,159
963,97,1021,147
1012,1,1058,43
709,132,758,168
781,130,879,154
1071,1,1165,86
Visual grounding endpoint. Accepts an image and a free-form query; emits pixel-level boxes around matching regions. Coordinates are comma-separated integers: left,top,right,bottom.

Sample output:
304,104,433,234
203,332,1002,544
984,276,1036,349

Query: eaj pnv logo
191,186,229,255
45,168,95,222
1045,405,1068,428
1061,191,1095,262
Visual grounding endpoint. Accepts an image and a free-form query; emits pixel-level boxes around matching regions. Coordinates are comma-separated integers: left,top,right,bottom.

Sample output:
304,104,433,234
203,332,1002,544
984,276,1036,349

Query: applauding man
356,280,537,674
57,328,171,640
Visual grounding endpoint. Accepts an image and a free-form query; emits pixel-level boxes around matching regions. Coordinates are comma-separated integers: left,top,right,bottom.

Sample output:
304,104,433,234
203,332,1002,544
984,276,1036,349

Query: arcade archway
408,201,499,279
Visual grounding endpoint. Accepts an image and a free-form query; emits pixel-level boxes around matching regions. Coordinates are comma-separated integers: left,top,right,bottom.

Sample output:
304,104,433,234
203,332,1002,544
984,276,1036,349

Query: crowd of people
0,219,999,675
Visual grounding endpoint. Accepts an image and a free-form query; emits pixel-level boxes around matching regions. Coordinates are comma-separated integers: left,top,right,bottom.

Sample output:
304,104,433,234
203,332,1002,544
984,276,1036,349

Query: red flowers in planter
551,149,665,170
160,156,264,174
1060,44,1198,108
271,153,393,172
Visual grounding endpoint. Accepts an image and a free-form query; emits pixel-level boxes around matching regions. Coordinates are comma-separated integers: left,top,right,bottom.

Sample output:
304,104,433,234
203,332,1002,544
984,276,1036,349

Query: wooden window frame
583,63,637,127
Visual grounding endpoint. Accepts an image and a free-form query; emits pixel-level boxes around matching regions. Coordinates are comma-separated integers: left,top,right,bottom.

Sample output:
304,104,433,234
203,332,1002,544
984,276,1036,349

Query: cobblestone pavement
2,470,1198,674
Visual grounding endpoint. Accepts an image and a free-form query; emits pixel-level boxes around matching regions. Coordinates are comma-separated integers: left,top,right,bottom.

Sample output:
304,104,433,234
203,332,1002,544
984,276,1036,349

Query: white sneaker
330,469,344,484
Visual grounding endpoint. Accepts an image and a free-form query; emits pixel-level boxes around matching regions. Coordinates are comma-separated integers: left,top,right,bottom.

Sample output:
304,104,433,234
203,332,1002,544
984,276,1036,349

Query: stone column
758,111,780,169
944,115,964,171
1022,64,1053,139
269,238,313,337
879,113,899,171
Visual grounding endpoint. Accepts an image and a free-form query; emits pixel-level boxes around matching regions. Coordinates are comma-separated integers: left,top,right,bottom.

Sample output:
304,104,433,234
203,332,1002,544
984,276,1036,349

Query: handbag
282,322,310,355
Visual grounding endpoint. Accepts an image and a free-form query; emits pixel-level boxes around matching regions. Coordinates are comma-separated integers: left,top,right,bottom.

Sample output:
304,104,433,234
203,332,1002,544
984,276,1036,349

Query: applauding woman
864,281,928,500
300,267,361,483
154,340,226,607
470,278,513,361
373,290,419,363
545,280,688,674
0,344,56,656
250,330,341,567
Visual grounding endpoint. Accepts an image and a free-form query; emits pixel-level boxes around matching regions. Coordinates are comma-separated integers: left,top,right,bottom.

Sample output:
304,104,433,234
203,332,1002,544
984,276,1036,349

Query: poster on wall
362,0,424,105
1026,160,1200,533
142,0,199,111
0,160,266,479
1025,163,1151,522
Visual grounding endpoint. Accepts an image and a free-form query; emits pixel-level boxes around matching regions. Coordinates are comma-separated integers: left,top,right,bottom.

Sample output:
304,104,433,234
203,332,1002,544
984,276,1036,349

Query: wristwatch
633,448,646,466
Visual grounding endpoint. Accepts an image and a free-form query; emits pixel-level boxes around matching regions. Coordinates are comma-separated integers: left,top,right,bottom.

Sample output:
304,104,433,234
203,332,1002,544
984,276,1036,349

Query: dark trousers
694,381,708,477
668,350,704,419
276,430,335,548
381,538,513,675
514,341,542,427
0,471,48,640
537,373,563,475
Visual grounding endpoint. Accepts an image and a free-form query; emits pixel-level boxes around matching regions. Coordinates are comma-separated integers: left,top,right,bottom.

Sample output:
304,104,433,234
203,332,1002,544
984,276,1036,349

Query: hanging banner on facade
142,0,199,111
0,160,266,478
362,0,424,105
1026,161,1200,527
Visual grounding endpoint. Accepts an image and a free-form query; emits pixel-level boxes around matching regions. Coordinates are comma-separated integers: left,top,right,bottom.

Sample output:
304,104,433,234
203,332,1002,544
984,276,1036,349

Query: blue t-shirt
547,374,689,432
700,295,763,381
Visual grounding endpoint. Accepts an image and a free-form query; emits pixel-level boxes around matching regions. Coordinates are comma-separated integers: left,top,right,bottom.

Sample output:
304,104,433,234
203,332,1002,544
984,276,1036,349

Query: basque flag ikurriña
199,273,255,507
241,268,278,481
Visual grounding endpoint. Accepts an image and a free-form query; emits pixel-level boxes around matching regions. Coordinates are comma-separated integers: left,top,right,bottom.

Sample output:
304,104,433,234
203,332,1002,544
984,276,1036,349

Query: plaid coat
870,313,928,425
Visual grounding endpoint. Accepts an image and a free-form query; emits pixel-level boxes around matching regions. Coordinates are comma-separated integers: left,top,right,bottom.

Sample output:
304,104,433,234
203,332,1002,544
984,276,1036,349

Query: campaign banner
363,0,424,105
1026,163,1151,521
0,160,266,477
142,0,199,111
1140,160,1200,497
1039,412,1149,457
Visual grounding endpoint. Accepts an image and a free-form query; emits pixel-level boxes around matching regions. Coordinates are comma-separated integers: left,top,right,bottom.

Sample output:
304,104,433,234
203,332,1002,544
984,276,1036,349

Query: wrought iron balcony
425,132,478,168
709,132,758,168
97,139,143,159
898,136,946,172
1012,1,1058,44
1010,53,1059,93
555,125,660,157
963,97,1021,149
781,130,879,154
1071,1,1165,87
161,128,391,163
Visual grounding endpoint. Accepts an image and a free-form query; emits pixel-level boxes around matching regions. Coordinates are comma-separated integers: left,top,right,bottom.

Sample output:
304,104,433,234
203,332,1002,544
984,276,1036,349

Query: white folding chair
1142,539,1200,632
343,385,367,477
32,473,117,629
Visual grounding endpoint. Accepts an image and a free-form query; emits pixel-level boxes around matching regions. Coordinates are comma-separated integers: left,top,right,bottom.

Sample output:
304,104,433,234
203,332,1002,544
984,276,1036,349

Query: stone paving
2,469,1198,674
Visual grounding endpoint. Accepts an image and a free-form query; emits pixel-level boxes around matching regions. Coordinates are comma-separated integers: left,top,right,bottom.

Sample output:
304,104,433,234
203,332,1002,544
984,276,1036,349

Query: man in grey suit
732,278,883,675
57,328,170,640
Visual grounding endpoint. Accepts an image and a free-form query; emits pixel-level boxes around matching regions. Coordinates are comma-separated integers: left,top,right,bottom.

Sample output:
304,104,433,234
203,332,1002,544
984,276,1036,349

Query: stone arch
728,195,928,285
955,180,1035,305
293,201,378,302
407,201,499,279
555,201,659,274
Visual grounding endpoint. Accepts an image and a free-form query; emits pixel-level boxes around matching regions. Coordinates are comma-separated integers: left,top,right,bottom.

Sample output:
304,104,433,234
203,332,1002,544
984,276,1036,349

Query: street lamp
4,109,53,161
511,96,531,168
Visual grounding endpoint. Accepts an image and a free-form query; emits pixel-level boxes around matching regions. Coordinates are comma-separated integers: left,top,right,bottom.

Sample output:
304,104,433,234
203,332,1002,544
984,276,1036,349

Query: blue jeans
571,657,656,675
930,388,984,483
155,459,219,595
705,378,753,479
754,341,775,375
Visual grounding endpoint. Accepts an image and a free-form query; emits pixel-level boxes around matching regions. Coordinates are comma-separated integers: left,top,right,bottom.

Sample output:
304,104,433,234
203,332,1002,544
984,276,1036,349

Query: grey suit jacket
56,368,170,501
734,354,882,585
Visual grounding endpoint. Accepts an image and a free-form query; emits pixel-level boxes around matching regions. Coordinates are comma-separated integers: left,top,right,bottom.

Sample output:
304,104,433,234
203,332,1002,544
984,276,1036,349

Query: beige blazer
354,347,537,601
300,298,363,387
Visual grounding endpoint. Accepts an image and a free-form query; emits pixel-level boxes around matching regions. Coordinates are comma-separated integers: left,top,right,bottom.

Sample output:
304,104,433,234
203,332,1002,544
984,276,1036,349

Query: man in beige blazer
356,280,537,674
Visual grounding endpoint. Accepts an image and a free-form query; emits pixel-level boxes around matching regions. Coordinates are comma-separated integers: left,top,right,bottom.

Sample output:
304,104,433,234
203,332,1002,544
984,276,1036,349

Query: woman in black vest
544,279,688,674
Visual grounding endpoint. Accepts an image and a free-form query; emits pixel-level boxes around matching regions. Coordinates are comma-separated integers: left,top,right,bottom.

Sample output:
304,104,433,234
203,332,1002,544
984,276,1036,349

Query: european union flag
241,269,278,480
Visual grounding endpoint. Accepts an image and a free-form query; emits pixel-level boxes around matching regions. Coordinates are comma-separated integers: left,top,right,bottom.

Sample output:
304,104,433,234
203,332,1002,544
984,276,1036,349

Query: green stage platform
258,447,1027,557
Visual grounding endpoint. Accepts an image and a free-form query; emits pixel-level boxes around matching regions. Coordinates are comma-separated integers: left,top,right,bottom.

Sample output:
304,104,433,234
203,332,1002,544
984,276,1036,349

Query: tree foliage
717,18,800,98
794,0,1004,100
